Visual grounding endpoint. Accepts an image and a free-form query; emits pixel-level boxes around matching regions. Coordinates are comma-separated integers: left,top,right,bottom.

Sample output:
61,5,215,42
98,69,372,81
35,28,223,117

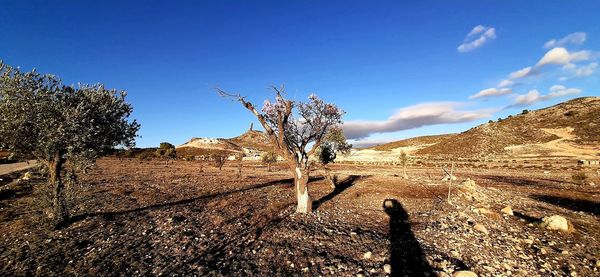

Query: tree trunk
324,165,336,189
293,166,312,213
49,157,68,226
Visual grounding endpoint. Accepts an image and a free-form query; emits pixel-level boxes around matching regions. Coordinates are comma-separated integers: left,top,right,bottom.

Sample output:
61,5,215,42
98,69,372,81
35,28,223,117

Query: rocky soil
0,158,599,276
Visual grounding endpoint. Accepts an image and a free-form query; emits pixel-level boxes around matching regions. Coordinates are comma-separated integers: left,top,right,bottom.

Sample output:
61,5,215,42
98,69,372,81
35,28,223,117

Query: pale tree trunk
292,165,312,213
49,156,69,227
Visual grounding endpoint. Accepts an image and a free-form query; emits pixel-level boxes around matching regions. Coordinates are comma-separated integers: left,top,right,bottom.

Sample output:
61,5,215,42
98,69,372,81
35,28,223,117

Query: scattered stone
442,174,457,181
383,264,391,274
589,182,596,186
540,215,572,232
474,224,489,235
501,206,514,216
453,270,478,277
595,260,600,268
21,171,33,181
363,251,372,259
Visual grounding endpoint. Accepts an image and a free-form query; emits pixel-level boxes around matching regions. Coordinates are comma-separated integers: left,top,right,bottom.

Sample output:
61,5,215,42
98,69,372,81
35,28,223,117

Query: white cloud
574,62,598,77
343,102,495,139
469,87,512,99
514,90,542,106
497,79,514,88
548,85,581,97
537,47,592,66
511,85,581,106
508,66,536,79
544,32,587,49
458,25,497,53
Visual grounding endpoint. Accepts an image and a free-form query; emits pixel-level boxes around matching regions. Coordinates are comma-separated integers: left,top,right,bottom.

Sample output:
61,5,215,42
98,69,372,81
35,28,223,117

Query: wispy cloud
544,32,587,49
510,85,581,107
457,25,496,53
469,88,512,99
343,102,495,139
474,43,595,100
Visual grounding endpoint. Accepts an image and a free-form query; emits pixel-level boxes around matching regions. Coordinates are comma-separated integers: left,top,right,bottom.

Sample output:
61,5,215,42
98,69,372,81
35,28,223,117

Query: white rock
453,271,478,277
474,224,489,235
501,206,513,216
363,251,372,259
540,215,571,232
383,264,391,274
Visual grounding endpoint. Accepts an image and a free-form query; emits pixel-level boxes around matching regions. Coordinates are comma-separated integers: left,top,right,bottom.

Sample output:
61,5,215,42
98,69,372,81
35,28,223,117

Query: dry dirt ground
1,158,599,276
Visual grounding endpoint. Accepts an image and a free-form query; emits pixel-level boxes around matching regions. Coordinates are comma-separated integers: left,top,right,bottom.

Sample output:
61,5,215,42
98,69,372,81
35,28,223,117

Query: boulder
362,251,372,259
540,215,572,232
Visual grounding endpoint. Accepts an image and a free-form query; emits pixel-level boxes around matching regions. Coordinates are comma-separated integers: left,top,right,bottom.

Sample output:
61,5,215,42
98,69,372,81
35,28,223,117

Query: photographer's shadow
383,199,434,276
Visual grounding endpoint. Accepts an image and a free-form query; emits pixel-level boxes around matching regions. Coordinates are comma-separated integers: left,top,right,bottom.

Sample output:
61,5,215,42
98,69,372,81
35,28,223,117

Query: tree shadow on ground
513,211,540,224
312,175,362,210
383,199,435,276
530,194,600,216
63,176,323,228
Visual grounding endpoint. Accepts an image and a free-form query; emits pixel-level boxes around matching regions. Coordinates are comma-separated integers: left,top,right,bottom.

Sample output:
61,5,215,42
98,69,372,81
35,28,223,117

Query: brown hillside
367,134,455,151
226,130,272,152
417,97,600,157
177,128,273,158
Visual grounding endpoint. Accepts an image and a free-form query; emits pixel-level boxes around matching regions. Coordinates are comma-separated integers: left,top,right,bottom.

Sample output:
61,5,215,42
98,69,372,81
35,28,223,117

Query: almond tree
0,62,140,227
218,86,344,213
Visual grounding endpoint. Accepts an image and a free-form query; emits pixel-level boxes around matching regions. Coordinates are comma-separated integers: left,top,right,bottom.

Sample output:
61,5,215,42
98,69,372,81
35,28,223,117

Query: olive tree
318,127,352,188
218,86,344,213
0,62,140,226
261,151,278,171
156,142,176,164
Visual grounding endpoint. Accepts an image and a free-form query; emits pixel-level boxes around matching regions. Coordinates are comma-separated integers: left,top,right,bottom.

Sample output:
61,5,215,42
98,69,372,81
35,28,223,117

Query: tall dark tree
0,62,140,226
219,86,344,213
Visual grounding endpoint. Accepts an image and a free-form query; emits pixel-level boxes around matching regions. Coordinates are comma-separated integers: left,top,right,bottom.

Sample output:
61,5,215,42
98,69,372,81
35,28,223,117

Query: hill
177,125,272,158
416,97,600,158
366,134,455,151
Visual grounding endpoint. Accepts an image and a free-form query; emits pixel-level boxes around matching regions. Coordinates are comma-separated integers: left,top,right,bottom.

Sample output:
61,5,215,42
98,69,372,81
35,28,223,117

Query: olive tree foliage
317,127,352,188
261,151,278,171
218,86,344,213
156,142,177,161
0,62,140,226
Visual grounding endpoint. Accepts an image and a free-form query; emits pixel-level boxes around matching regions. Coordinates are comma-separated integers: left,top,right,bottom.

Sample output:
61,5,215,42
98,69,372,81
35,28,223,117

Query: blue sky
1,1,599,147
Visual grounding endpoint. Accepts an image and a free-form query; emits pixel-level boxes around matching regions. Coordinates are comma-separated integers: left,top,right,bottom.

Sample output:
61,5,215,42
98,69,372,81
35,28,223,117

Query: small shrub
137,151,156,161
564,110,577,117
521,109,529,115
211,153,227,170
572,172,587,184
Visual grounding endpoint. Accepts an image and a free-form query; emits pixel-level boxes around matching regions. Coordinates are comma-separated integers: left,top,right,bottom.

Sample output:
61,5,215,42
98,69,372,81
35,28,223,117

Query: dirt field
1,158,599,276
